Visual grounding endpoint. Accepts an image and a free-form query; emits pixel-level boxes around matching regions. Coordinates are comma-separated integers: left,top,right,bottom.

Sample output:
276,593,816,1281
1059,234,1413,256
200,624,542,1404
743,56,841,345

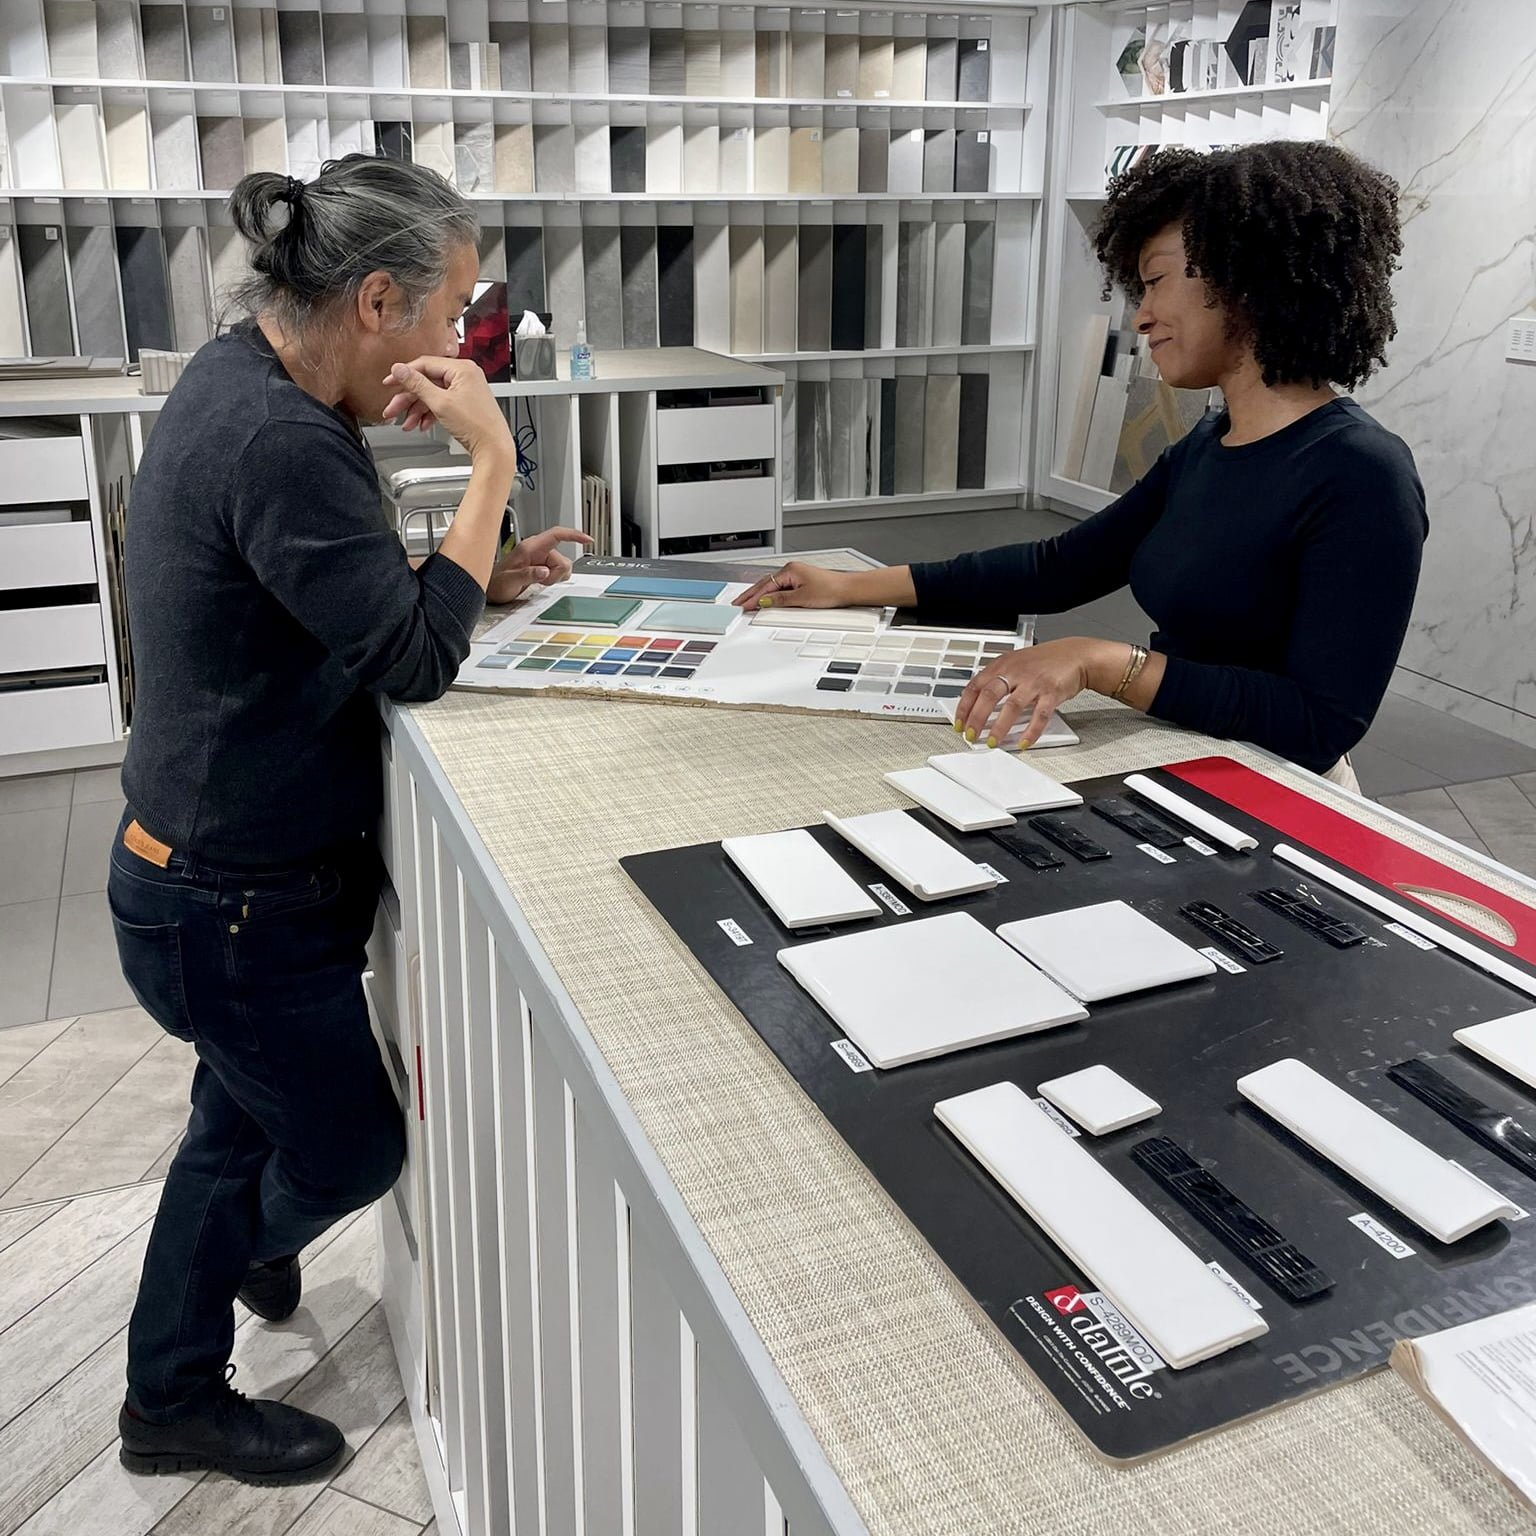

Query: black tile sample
276,9,323,84
656,225,695,347
830,225,866,352
955,130,991,193
609,124,647,194
504,226,546,318
66,223,125,358
864,223,883,347
796,223,832,352
961,220,993,345
878,376,896,496
957,39,990,101
375,121,413,161
649,32,685,95
116,224,173,360
795,379,816,501
620,226,658,348
18,225,75,356
895,221,929,347
957,372,988,488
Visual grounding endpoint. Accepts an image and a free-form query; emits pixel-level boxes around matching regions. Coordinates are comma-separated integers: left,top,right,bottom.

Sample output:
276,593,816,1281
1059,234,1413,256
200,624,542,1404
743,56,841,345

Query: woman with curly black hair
737,140,1426,786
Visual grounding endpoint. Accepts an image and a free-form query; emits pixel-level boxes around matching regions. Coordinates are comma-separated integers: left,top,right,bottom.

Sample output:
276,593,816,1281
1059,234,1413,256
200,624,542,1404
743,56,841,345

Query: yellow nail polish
986,736,998,750
760,595,774,607
964,728,976,744
1018,740,1032,753
952,719,964,734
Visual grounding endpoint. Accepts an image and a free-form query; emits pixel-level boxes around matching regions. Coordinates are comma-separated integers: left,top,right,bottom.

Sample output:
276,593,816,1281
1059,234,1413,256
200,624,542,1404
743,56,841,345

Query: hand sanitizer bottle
570,321,594,380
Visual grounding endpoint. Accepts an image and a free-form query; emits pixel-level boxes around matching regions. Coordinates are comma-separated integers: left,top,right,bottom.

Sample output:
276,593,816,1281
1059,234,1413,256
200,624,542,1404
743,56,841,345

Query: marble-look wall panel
1331,0,1536,744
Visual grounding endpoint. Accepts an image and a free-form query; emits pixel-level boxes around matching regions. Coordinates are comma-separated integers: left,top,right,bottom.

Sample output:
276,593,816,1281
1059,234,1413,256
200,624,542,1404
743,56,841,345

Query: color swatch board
455,576,1078,744
621,763,1536,1460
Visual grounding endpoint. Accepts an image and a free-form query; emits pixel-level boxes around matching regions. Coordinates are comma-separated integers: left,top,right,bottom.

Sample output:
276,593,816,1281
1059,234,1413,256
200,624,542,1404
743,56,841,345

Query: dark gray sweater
122,324,484,865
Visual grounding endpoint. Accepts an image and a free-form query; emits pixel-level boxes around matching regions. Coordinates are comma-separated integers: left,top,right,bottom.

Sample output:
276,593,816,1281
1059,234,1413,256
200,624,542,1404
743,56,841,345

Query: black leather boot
237,1254,301,1322
119,1366,344,1485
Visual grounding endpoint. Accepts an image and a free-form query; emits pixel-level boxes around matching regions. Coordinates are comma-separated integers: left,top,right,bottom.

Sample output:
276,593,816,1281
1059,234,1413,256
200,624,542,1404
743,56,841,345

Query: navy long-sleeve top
910,399,1427,773
122,323,486,865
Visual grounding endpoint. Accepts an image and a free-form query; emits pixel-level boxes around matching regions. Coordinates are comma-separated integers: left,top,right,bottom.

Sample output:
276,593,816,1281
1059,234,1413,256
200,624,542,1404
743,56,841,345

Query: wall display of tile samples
1035,0,1337,516
0,0,1048,510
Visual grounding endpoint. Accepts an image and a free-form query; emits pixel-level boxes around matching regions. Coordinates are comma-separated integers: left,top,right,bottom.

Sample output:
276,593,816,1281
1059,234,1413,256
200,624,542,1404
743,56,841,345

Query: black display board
621,767,1536,1460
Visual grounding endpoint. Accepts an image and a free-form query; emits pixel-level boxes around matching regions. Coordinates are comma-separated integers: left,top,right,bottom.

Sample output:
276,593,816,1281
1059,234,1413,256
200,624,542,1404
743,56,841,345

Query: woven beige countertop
407,677,1536,1536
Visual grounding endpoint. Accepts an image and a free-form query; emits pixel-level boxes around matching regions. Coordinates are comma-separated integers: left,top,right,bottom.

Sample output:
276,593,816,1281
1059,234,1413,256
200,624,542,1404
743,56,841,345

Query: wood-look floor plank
149,1304,405,1536
0,1021,76,1093
0,1209,373,1536
283,1489,421,1536
0,1203,65,1260
0,1184,160,1335
0,1011,163,1200
0,1218,151,1430
329,1401,434,1526
3,1036,194,1210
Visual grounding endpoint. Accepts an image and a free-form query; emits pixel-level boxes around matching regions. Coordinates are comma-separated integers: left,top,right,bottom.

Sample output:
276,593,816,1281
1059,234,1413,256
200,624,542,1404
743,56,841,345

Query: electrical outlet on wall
1507,316,1536,364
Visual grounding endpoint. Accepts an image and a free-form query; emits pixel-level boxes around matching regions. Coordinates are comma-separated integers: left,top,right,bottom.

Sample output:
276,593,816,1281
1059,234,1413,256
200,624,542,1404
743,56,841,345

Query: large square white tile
60,795,125,897
0,807,69,906
47,892,135,1020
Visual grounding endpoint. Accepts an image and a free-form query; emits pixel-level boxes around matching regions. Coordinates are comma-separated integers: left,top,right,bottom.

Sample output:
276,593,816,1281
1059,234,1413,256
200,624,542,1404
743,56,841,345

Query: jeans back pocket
108,902,195,1043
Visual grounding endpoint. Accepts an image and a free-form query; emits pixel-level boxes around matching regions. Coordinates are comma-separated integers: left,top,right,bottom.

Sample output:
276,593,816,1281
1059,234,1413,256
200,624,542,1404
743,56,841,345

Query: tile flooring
0,1005,436,1536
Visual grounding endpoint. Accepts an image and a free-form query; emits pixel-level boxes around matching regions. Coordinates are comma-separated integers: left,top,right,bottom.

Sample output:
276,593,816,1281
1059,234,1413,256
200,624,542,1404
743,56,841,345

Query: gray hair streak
227,154,479,338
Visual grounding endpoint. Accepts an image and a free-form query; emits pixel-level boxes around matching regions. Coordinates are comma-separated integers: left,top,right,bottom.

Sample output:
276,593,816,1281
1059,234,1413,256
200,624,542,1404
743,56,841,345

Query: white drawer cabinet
0,682,113,754
0,521,96,590
656,403,776,465
657,476,776,540
0,436,88,506
0,603,106,675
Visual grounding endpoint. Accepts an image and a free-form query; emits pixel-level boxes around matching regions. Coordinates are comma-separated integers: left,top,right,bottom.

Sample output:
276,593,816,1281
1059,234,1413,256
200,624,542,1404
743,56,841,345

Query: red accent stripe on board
1162,756,1536,964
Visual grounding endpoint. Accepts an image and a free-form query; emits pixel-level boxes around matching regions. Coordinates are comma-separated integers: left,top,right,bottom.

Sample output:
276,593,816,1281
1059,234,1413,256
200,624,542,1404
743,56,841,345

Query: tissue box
514,334,558,381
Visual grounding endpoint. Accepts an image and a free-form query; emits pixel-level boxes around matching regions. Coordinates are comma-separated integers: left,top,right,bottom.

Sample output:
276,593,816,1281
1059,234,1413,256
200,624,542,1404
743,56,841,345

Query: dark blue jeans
108,810,404,1416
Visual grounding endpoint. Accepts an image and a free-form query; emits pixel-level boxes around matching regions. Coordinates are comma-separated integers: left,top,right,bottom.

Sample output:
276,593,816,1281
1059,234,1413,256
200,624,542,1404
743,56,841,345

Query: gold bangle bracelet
1113,644,1149,702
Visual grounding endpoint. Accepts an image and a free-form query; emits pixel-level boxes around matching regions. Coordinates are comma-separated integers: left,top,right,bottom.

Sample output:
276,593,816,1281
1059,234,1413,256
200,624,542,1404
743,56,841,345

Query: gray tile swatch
609,125,646,194
879,376,896,494
197,117,245,192
322,12,370,87
859,130,888,192
533,124,576,196
796,224,832,352
795,381,817,501
569,26,608,94
863,378,883,495
66,224,125,359
789,33,824,98
762,224,797,353
478,224,506,282
650,32,685,95
864,223,883,346
494,123,535,194
232,7,267,82
530,25,569,92
931,220,964,347
455,122,495,193
276,9,322,85
620,227,658,348
856,36,894,98
923,129,955,194
406,15,448,89
956,39,990,102
45,1,98,76
955,130,992,194
925,37,957,100
961,220,993,345
165,224,211,350
923,374,960,491
608,30,649,94
893,376,925,493
824,34,860,98
19,225,75,355
887,126,923,194
895,221,930,347
151,111,201,189
656,225,694,346
892,36,926,99
684,31,722,96
491,22,532,90
187,6,234,81
505,226,546,318
116,225,173,359
97,3,143,79
728,225,763,354
140,5,189,79
582,226,623,350
957,373,988,489
822,125,858,194
829,378,858,501
543,225,585,343
574,123,610,194
450,43,470,90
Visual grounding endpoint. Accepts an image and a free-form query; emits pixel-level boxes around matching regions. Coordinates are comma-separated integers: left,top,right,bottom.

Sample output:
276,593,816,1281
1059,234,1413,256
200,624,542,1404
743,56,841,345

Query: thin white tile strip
1038,1064,1161,1136
1122,773,1258,853
824,807,997,901
884,766,1016,833
1273,843,1536,1001
749,606,883,633
1236,1057,1520,1243
996,900,1216,1002
1454,1008,1536,1093
928,749,1083,814
935,1082,1267,1368
722,828,881,930
779,913,1087,1069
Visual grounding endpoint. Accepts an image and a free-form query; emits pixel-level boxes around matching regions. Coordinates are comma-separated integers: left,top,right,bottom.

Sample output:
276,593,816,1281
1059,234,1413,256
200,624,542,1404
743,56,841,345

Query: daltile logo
1044,1285,1164,1396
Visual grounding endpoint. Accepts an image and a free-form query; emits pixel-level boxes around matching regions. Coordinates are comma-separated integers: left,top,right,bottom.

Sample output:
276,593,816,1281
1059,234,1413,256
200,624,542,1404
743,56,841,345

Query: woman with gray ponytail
108,155,588,1485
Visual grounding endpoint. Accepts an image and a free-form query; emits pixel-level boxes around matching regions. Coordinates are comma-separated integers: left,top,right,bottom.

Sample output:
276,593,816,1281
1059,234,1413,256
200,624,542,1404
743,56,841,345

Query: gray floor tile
1510,771,1536,808
0,807,68,906
1350,743,1449,799
0,901,59,1029
0,773,73,813
72,765,124,804
1444,778,1536,877
61,796,125,897
47,892,135,1020
1361,693,1536,783
1376,787,1492,857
